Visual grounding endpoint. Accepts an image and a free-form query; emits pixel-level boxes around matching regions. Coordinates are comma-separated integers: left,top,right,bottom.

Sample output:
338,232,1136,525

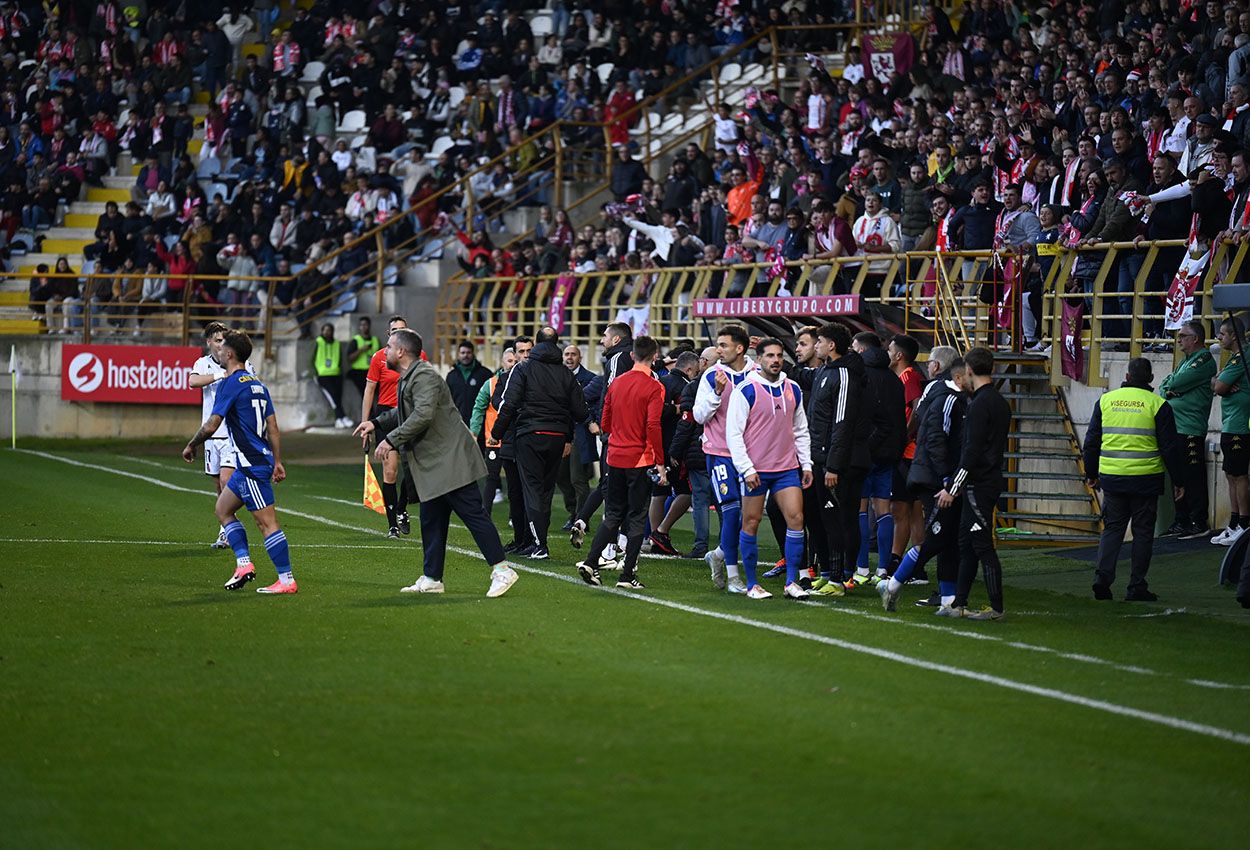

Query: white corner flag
8,344,17,450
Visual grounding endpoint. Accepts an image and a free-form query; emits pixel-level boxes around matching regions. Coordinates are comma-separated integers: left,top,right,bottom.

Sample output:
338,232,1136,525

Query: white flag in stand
7,344,17,388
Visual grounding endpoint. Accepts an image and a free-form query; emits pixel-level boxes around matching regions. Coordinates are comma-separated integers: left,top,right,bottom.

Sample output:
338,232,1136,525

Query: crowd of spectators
463,0,1250,355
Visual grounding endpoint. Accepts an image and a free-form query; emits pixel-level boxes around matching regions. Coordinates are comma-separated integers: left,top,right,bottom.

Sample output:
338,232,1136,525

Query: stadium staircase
993,352,1102,546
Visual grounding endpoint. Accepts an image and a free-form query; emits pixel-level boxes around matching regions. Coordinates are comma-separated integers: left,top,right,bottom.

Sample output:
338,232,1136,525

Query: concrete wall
2,336,327,440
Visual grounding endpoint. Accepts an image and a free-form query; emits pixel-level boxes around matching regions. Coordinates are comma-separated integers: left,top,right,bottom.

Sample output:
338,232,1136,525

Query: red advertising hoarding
691,295,861,318
61,344,202,405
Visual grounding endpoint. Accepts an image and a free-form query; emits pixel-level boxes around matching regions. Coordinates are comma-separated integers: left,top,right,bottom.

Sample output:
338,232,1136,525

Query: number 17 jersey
212,370,276,476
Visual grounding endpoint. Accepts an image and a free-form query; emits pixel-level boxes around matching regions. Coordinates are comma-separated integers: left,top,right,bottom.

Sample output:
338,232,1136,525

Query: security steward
345,316,380,407
1083,358,1184,602
1159,319,1215,538
314,322,349,428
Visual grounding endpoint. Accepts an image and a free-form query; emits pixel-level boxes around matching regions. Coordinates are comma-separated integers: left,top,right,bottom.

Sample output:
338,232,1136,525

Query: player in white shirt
189,322,256,548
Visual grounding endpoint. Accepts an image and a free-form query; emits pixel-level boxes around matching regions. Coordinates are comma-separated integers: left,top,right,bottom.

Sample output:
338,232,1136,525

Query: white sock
604,543,617,559
278,571,295,585
941,594,955,607
726,564,741,581
236,556,251,568
855,568,870,578
887,577,903,593
492,563,510,574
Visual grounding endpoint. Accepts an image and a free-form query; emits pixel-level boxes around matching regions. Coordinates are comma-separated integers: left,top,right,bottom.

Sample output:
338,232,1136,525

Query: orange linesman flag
363,456,386,514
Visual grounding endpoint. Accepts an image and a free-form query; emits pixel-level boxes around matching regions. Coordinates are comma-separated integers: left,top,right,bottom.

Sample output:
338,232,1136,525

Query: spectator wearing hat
1181,112,1219,173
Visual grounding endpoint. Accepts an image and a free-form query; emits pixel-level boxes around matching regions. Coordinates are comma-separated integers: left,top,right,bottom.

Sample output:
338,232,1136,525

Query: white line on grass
0,537,400,551
15,448,1250,735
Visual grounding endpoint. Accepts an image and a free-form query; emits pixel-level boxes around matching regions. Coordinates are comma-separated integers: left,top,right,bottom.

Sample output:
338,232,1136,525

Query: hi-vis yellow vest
315,337,342,377
1098,386,1165,476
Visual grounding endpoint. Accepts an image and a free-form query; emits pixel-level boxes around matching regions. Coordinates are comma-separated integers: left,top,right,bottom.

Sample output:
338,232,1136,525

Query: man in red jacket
576,335,667,590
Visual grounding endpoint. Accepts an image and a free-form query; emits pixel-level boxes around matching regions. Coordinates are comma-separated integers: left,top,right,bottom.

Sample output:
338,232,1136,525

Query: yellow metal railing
432,239,1250,378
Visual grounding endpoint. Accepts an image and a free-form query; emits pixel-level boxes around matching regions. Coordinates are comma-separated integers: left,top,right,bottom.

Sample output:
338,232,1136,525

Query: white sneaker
597,553,622,570
934,604,963,618
783,581,810,599
706,548,727,589
746,583,773,600
211,530,229,549
1223,526,1246,546
878,580,900,612
493,491,504,504
486,566,518,598
727,576,748,594
1211,528,1233,545
400,575,445,593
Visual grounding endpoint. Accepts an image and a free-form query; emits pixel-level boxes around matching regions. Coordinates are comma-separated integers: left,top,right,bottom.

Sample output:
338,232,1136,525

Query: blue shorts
863,462,893,500
742,467,802,498
227,468,274,512
707,455,741,505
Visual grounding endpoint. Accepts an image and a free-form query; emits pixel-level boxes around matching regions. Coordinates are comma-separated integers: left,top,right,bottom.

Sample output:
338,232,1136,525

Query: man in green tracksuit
1160,319,1215,538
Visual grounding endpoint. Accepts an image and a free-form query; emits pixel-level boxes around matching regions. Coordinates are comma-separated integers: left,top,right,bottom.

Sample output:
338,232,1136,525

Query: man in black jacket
569,322,635,549
817,324,872,592
878,358,969,613
937,347,1012,620
649,350,699,556
850,332,907,588
666,346,717,558
492,327,589,559
446,340,493,425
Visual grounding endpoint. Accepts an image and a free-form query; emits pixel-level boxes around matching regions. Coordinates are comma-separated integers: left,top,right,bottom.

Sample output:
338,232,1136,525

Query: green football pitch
2,437,1248,849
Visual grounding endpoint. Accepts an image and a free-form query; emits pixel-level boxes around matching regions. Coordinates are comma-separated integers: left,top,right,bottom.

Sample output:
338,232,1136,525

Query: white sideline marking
0,537,399,551
14,448,1250,744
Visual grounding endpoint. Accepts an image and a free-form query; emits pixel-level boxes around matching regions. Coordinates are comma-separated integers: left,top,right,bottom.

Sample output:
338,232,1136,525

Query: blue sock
264,530,293,580
939,580,957,598
784,529,805,585
739,532,758,587
894,546,920,584
857,512,870,570
720,502,741,565
223,520,249,561
876,514,895,572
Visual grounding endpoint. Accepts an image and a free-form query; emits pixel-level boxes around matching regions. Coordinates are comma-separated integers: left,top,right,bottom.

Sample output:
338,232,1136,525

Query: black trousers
575,441,609,524
501,456,531,547
909,491,960,584
516,432,567,548
418,481,507,580
585,465,653,580
1172,434,1208,527
824,466,866,580
804,464,832,572
346,368,368,408
316,374,346,418
1095,491,1157,594
954,486,1004,612
556,451,592,518
482,447,503,507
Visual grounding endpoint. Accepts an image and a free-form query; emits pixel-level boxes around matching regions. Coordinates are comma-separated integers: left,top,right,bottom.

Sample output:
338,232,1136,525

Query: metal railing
431,238,1250,378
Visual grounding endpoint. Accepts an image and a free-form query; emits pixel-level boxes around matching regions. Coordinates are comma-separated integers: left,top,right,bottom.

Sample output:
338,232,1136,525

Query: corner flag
8,345,17,450
363,456,386,514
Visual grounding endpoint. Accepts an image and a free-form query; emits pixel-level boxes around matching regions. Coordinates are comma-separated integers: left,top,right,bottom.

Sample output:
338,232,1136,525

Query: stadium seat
718,63,742,84
658,113,683,134
305,84,322,107
596,62,615,86
431,136,455,157
448,86,466,109
338,110,367,133
530,14,553,38
300,61,325,85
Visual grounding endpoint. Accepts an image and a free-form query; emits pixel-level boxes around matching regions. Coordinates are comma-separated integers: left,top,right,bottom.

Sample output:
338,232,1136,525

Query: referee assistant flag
363,457,386,514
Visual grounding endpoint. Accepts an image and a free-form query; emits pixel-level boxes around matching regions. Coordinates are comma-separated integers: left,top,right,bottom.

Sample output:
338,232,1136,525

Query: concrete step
16,253,84,272
102,175,133,189
43,227,95,241
67,202,112,216
0,291,27,306
86,187,130,204
37,238,93,255
0,318,45,335
63,213,101,228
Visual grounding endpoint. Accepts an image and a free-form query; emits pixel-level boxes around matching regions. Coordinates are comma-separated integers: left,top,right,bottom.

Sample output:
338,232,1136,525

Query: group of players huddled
179,316,1012,619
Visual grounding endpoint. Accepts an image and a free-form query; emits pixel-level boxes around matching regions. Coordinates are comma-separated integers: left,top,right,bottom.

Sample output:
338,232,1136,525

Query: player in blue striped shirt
182,330,297,594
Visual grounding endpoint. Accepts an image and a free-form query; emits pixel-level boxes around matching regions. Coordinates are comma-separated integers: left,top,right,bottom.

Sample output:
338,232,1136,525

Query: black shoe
576,561,602,586
502,539,528,554
397,512,410,535
1124,588,1158,602
1161,522,1187,537
914,590,941,607
1092,583,1113,601
1179,524,1212,540
1238,594,1250,609
650,530,679,556
907,570,930,586
560,519,574,532
616,576,646,589
797,574,813,590
687,544,708,559
387,527,400,540
525,546,550,561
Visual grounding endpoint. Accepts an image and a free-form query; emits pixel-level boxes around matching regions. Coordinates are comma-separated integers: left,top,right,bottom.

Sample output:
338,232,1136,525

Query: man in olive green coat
1160,319,1215,538
355,329,519,597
